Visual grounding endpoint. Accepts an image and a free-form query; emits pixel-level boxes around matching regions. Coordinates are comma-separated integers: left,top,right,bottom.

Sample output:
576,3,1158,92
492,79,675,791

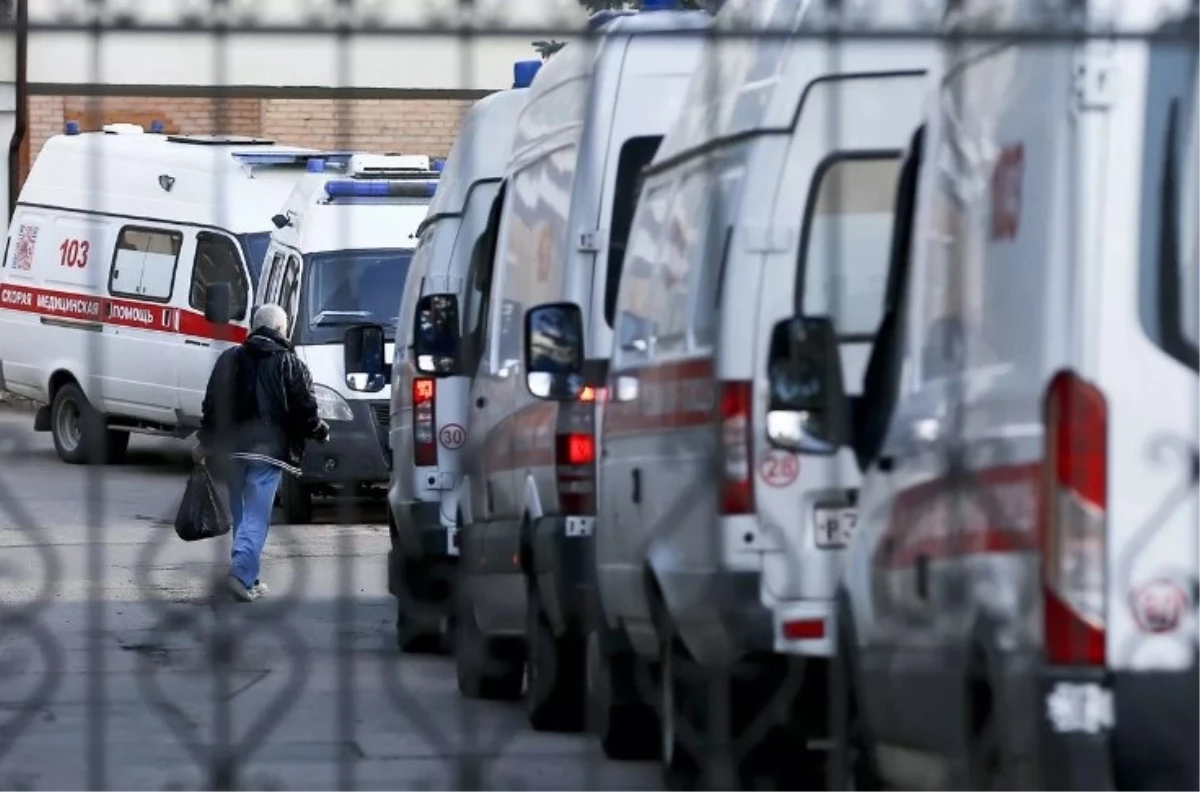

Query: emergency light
323,179,439,199
513,59,543,89
64,121,80,136
308,159,326,173
641,0,679,9
432,158,446,173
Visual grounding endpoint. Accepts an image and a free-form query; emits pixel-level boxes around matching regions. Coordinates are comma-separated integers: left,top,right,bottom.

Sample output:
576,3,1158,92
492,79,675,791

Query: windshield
239,232,271,287
297,248,412,345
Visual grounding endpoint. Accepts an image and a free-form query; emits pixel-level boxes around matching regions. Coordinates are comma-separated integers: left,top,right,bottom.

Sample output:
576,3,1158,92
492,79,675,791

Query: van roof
273,171,432,254
420,88,530,227
509,8,712,161
19,131,326,234
652,0,938,167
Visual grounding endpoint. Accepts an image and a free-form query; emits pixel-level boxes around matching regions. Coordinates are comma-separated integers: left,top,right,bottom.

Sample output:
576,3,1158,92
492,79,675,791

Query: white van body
452,9,712,710
0,128,321,463
833,0,1198,789
386,86,531,650
597,0,935,777
255,154,435,522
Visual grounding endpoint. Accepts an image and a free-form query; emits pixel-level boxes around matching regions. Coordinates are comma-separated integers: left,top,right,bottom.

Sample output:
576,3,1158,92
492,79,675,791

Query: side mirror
524,302,585,401
344,324,387,392
204,283,232,325
412,293,461,376
765,315,850,454
271,213,291,229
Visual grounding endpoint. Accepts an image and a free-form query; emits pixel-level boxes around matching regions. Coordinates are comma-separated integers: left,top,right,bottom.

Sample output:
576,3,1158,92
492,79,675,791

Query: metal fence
0,0,1196,790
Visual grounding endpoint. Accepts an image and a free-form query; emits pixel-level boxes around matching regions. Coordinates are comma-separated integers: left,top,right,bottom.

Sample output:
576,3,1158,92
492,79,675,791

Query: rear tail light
412,378,438,467
720,381,754,516
1040,370,1107,666
556,388,602,516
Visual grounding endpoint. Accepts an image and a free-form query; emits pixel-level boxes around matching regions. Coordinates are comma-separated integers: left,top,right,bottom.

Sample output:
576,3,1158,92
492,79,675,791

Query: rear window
799,155,902,338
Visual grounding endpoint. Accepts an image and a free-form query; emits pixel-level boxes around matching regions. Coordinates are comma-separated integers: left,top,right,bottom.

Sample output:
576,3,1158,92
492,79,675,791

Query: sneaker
228,575,260,602
250,580,269,598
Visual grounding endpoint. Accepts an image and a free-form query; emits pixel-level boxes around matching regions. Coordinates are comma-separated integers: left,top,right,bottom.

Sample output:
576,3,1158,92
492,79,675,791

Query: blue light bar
513,59,543,89
64,120,80,136
432,158,447,173
324,179,438,199
149,120,165,133
641,0,679,9
308,158,326,173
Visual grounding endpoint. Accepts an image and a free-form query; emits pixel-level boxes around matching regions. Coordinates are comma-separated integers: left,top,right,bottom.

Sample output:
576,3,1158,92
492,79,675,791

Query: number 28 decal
59,239,90,268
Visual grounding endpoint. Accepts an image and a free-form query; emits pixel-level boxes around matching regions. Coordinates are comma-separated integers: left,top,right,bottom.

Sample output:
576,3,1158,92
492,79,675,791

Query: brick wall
25,93,478,182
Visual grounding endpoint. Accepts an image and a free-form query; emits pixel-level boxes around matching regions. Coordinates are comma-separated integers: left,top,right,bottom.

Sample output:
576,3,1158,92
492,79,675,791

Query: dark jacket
197,327,326,466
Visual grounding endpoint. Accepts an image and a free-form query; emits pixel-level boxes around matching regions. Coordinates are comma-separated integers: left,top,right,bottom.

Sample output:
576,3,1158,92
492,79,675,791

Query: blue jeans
225,460,283,589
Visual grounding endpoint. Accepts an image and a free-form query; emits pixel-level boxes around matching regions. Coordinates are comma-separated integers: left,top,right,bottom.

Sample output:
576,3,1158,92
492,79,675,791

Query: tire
279,475,313,524
455,588,523,701
660,632,703,791
829,626,881,791
51,383,116,465
394,556,453,655
586,628,659,760
525,584,585,732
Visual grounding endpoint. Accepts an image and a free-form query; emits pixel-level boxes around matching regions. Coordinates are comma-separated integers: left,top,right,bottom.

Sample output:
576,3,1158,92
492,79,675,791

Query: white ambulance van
254,153,439,524
811,1,1199,789
522,0,934,780
0,125,323,464
416,4,712,726
385,66,536,654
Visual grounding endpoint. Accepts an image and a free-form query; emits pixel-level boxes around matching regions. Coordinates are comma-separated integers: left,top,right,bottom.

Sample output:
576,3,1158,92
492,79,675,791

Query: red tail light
412,378,438,467
556,389,601,516
1040,370,1107,666
719,381,754,516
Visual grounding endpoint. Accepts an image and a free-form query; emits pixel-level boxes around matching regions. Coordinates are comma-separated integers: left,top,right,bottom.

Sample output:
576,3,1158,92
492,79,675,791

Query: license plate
814,507,857,548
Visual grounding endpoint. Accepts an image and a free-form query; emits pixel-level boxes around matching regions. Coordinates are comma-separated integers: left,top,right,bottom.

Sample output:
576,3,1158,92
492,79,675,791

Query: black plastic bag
174,462,232,542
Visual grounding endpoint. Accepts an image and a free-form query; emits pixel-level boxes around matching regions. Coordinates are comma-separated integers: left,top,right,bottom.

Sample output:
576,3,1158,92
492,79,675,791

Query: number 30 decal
59,239,90,268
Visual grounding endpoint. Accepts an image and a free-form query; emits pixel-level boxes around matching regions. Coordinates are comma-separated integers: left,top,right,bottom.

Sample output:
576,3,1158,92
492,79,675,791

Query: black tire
394,556,454,655
455,589,523,701
586,628,659,760
829,626,881,791
105,430,130,463
50,383,116,465
279,475,313,524
660,632,703,791
525,584,585,732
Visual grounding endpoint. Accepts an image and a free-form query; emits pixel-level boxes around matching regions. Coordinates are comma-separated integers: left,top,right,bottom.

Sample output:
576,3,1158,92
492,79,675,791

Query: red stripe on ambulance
0,283,247,343
603,357,717,437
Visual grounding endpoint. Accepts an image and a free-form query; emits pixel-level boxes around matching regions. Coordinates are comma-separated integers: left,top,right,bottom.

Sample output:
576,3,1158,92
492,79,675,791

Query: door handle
631,468,641,505
475,396,487,409
915,554,930,599
185,339,210,348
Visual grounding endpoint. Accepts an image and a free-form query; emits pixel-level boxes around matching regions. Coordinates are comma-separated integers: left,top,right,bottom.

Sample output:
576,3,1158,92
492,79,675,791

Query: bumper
659,567,774,668
1039,665,1199,790
301,400,390,485
531,515,594,638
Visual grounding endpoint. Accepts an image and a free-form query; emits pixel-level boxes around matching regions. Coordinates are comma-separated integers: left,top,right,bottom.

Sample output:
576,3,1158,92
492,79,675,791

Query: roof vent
103,123,145,135
349,153,434,178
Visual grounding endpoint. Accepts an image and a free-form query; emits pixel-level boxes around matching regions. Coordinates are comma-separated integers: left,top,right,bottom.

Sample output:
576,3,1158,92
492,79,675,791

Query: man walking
195,303,330,602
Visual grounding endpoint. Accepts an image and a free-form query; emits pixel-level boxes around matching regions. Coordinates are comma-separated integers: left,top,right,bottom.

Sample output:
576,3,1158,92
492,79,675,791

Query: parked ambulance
254,153,439,524
522,0,934,783
804,0,1199,789
438,2,711,728
385,64,537,653
0,125,323,464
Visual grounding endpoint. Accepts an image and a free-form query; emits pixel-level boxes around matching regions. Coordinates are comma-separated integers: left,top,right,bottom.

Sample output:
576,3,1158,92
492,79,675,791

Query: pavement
0,406,658,791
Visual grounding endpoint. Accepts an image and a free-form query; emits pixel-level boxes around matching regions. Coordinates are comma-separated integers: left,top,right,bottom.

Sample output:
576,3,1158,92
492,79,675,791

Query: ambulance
387,68,536,654
0,125,325,464
813,0,1199,788
255,153,439,523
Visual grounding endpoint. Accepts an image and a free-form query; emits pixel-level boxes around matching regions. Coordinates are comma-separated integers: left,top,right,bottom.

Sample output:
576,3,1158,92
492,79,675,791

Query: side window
109,227,182,302
604,136,663,325
799,155,902,341
281,255,302,334
613,181,674,361
190,231,249,321
463,187,506,373
264,252,285,304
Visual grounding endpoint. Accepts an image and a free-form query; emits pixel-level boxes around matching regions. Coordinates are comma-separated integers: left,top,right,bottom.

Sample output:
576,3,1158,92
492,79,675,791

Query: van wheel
279,476,313,524
829,626,881,791
586,628,659,760
395,557,453,655
455,588,523,701
660,633,704,791
51,383,117,465
525,584,585,732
